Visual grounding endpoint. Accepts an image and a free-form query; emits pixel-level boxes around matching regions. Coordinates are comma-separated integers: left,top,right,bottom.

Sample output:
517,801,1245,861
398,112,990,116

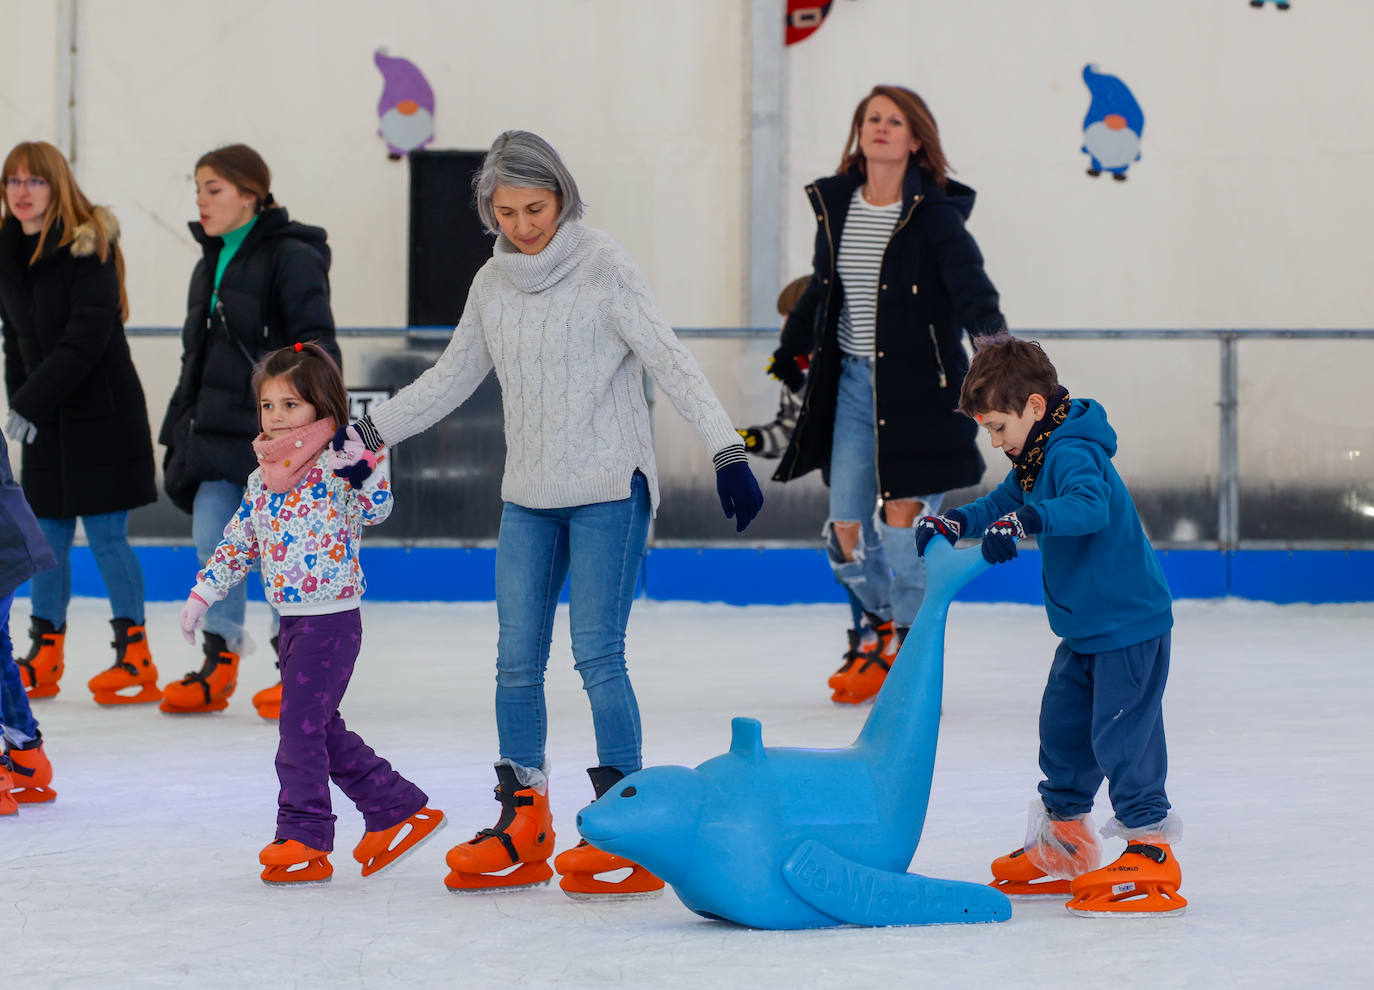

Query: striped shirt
836,189,902,356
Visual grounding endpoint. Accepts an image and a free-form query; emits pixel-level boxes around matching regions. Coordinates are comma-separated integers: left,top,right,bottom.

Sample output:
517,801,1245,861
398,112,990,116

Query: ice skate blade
989,879,1072,898
11,787,57,804
92,686,162,706
1067,902,1187,919
158,701,230,715
446,875,551,894
561,885,664,902
261,875,332,888
830,692,873,706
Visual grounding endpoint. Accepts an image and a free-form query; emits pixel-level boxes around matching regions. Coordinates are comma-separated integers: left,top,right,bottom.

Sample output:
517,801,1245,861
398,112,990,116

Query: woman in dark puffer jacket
159,144,339,717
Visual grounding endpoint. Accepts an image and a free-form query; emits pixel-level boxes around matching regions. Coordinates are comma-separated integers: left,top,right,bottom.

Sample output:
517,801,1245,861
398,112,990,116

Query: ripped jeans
826,354,944,627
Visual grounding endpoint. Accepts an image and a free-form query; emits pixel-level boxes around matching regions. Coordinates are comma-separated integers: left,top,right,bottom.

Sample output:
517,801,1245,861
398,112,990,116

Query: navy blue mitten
981,506,1043,564
915,509,968,558
715,454,764,533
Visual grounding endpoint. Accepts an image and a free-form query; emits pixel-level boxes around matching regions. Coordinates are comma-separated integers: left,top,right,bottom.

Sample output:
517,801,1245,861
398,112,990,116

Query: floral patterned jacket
192,451,392,615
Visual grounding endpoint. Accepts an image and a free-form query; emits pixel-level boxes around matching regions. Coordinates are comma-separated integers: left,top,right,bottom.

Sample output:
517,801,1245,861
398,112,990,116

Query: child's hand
915,510,967,557
766,350,806,393
981,507,1043,564
179,593,209,645
330,424,379,489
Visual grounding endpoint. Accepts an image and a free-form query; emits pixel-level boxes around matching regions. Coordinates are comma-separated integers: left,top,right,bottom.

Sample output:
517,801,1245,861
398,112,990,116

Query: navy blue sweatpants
1036,632,1171,830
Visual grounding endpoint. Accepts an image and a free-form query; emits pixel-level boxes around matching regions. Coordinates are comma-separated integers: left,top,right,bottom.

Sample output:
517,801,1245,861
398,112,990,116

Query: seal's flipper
781,840,1011,927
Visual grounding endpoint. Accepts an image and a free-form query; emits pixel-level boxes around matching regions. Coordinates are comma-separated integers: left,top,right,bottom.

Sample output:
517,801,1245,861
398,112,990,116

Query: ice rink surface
6,594,1373,989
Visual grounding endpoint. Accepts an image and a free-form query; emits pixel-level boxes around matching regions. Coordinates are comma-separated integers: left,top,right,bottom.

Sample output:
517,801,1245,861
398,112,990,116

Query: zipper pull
938,370,948,389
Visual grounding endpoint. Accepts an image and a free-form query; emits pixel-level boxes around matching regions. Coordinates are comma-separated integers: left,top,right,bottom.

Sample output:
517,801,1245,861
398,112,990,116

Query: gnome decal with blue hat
1080,64,1145,181
374,49,435,159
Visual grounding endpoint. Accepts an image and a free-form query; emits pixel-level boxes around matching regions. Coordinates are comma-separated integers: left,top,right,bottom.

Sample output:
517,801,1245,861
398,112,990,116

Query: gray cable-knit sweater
367,222,741,513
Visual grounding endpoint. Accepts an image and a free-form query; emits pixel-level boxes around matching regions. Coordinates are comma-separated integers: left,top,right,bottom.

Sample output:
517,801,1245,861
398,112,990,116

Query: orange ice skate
1066,841,1186,917
251,681,281,720
827,628,869,692
444,764,555,893
4,740,56,803
251,635,282,720
18,618,64,699
260,839,333,886
0,759,16,816
160,633,239,714
834,617,900,704
88,619,162,705
989,847,1072,896
354,807,447,877
555,767,663,900
992,808,1101,895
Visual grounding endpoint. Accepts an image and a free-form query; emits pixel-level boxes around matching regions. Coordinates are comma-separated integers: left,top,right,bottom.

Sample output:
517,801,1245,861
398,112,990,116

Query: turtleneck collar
492,221,587,293
221,213,258,251
252,417,337,494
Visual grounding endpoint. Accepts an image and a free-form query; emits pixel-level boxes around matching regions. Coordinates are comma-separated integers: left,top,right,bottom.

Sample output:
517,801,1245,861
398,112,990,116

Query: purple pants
274,609,426,851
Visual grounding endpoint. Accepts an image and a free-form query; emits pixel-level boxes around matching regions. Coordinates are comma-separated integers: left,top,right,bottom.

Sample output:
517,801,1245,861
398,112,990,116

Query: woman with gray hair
331,130,762,899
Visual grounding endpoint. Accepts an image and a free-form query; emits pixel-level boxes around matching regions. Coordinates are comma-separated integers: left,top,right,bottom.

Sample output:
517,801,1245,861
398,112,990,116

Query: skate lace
1124,842,1167,864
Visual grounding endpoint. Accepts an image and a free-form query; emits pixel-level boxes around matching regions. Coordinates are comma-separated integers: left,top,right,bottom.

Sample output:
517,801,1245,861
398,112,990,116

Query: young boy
915,334,1184,917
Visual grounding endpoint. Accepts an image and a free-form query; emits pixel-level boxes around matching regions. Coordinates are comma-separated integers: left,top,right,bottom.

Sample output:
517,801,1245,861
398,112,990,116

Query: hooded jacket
774,166,1005,498
0,208,158,518
159,207,340,512
956,398,1173,653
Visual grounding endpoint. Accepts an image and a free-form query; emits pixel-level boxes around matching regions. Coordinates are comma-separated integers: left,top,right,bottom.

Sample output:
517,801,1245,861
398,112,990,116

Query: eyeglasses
4,177,47,191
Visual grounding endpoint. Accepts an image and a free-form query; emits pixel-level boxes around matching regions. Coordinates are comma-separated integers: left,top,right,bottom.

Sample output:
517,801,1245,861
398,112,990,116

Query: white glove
5,410,36,444
179,593,210,645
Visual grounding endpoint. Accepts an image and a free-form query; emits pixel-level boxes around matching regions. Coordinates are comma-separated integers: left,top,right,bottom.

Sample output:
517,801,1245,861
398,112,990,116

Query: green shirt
210,214,258,309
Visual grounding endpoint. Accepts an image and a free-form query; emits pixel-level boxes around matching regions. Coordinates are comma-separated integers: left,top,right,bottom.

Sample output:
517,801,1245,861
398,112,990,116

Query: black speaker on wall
407,149,491,326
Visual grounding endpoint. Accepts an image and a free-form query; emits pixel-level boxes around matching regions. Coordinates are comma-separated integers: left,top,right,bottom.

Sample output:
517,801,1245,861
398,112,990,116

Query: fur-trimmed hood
68,205,120,258
0,205,119,264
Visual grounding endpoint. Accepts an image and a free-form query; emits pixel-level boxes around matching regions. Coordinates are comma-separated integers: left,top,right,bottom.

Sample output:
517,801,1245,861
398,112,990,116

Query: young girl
160,143,340,719
178,343,443,884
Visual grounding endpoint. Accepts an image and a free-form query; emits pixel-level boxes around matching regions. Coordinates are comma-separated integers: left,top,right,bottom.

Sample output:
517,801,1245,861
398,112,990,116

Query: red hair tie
294,342,303,352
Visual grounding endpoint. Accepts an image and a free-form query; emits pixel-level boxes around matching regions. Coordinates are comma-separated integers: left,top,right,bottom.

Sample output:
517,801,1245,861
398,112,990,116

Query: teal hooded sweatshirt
957,398,1173,653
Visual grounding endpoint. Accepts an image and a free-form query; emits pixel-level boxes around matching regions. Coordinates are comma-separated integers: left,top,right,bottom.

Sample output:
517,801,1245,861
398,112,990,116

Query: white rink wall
1,0,752,329
2,1,1372,506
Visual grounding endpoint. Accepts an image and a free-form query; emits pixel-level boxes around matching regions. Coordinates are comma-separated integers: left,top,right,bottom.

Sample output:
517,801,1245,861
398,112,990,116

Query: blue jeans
1037,633,1172,830
31,512,144,626
827,355,943,627
494,472,651,777
0,591,38,746
193,480,251,649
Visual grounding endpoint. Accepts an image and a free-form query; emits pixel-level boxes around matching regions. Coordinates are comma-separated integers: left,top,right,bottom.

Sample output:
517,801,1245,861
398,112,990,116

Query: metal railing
124,326,1374,551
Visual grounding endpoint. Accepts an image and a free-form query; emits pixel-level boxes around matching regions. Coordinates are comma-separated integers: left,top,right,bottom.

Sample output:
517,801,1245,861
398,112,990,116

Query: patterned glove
766,350,806,393
981,507,1043,565
330,422,380,489
179,592,209,646
915,509,967,558
5,410,36,444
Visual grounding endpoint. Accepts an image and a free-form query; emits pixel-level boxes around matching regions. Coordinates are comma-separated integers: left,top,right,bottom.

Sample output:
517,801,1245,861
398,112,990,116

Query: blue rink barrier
24,545,1374,605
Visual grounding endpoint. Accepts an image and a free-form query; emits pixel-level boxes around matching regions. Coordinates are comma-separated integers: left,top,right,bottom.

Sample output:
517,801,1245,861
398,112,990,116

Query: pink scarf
252,418,337,494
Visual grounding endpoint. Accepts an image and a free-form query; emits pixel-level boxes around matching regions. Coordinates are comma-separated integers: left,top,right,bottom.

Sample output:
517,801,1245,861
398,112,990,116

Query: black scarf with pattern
1010,387,1072,494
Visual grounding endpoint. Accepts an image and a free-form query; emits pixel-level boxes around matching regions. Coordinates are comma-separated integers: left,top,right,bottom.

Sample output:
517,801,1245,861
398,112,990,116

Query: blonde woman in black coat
0,141,159,706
